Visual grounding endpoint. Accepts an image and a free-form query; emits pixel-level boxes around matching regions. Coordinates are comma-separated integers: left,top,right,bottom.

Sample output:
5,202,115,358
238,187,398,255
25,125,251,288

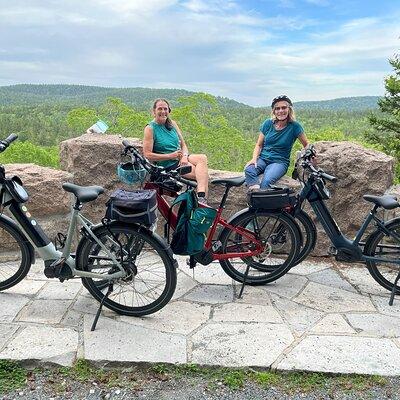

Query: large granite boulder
59,135,395,258
307,141,395,255
60,134,142,222
3,164,73,249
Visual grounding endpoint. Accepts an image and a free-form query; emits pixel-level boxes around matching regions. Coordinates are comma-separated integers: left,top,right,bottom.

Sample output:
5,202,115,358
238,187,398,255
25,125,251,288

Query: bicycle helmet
271,95,293,108
117,161,147,185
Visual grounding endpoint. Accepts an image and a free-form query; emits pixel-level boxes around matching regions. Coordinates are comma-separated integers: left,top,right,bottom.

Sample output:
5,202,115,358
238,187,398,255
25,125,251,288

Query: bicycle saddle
363,194,399,210
211,176,245,187
62,183,105,203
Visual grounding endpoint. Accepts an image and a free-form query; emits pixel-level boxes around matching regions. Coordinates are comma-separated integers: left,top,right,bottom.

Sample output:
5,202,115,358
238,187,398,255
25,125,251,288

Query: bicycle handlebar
122,140,197,188
0,134,18,152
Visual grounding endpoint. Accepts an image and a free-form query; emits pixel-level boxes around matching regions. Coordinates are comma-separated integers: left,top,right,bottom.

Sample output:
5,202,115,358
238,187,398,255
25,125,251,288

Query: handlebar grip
4,133,18,145
321,171,337,182
122,139,132,148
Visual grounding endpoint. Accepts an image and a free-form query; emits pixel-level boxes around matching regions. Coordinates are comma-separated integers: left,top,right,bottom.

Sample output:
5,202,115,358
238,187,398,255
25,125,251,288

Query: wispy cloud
0,0,398,105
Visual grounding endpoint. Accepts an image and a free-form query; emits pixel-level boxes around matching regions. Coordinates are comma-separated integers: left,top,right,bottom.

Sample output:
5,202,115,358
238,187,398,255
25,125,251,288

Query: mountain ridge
0,84,380,111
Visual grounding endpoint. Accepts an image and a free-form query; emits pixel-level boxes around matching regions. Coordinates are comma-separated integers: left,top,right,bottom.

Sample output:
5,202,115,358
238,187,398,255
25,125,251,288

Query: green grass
0,360,391,396
0,360,27,393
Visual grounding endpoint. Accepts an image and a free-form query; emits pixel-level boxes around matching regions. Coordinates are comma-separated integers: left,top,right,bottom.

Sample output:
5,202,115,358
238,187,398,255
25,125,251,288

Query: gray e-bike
0,134,177,329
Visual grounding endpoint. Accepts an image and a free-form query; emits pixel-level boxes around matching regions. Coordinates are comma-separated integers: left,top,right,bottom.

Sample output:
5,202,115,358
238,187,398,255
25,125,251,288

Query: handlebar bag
247,187,296,210
105,189,157,226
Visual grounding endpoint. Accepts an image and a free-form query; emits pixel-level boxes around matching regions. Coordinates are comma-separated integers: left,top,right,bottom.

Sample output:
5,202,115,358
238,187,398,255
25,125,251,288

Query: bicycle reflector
117,162,147,185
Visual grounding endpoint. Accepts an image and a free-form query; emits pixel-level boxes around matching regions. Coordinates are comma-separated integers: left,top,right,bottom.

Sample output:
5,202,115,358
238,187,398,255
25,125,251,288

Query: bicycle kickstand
389,271,400,306
91,283,114,331
238,264,250,299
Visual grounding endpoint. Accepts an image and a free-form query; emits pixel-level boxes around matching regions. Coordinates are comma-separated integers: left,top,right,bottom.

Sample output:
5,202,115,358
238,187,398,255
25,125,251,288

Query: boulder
1,164,73,252
6,164,72,216
59,135,395,258
60,134,142,222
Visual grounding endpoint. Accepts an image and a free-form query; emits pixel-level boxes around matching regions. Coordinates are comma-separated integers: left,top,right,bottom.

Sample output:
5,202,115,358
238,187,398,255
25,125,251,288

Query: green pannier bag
168,190,217,255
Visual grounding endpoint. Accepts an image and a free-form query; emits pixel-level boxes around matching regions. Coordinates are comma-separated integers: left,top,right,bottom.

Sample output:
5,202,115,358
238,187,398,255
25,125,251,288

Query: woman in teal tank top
143,99,209,203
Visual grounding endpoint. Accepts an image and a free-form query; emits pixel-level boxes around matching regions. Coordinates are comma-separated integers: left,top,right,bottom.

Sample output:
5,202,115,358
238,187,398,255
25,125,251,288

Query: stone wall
7,134,397,257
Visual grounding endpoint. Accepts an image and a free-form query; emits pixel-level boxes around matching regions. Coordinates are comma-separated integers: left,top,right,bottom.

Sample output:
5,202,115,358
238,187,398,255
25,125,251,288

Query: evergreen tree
366,54,400,178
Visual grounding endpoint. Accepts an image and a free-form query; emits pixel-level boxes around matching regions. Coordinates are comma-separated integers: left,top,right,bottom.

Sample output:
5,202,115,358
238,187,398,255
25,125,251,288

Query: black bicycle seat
363,194,399,210
62,183,105,203
211,176,246,188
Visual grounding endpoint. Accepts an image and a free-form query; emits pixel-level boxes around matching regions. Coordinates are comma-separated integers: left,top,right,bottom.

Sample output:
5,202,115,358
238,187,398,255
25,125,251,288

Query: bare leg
182,154,209,196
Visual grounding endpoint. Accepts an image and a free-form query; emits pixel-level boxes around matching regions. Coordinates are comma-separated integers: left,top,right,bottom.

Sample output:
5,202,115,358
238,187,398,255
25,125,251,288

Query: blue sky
0,0,399,106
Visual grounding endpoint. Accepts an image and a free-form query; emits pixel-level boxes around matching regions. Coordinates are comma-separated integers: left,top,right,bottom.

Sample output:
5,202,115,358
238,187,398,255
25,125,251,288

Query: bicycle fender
0,213,35,264
75,221,177,270
225,207,251,224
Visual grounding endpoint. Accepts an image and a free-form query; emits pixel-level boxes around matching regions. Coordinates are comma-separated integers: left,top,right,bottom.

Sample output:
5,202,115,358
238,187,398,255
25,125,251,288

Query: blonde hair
271,103,296,123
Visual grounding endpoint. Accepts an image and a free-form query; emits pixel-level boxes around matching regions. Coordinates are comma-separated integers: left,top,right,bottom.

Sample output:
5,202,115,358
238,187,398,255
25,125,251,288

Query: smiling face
273,101,290,121
153,100,170,124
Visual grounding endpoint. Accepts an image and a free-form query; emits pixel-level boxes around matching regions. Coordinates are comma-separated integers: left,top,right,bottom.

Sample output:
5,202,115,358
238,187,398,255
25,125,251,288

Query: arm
246,133,264,167
298,132,309,148
172,120,189,165
143,125,182,162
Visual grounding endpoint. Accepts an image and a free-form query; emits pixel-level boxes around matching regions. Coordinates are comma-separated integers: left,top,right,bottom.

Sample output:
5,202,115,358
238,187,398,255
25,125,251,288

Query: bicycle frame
144,181,264,260
3,193,126,280
297,178,400,265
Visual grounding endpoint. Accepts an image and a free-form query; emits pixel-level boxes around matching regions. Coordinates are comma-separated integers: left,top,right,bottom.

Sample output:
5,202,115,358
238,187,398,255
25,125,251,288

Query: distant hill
294,96,380,111
0,84,379,111
0,84,250,110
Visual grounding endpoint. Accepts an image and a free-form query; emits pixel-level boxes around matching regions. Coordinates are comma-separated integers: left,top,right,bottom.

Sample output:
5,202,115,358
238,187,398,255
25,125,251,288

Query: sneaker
198,196,208,206
247,184,260,193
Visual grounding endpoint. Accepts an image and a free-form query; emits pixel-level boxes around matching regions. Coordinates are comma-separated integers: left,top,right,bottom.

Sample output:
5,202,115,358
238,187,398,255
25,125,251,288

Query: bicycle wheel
292,209,317,266
364,219,400,294
218,210,300,285
78,224,176,316
0,220,32,291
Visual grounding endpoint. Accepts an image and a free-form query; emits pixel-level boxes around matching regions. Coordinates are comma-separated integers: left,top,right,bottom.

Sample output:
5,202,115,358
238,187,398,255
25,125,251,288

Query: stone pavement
1,257,400,375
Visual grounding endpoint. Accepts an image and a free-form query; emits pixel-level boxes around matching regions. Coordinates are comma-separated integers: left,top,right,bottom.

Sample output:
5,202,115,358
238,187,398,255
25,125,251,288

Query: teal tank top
149,120,180,168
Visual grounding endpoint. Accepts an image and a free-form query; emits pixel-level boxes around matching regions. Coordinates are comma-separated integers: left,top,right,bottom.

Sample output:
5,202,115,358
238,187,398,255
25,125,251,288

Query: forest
0,84,391,179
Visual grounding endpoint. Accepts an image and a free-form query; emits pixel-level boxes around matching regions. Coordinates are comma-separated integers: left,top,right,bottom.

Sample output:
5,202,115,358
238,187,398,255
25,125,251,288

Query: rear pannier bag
247,187,296,210
105,189,157,226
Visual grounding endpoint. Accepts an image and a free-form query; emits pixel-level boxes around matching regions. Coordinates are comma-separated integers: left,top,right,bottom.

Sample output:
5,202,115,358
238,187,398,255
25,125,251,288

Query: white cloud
0,0,398,105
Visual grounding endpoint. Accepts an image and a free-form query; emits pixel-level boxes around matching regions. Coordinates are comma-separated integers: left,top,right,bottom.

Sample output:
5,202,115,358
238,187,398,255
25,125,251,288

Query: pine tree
366,54,400,179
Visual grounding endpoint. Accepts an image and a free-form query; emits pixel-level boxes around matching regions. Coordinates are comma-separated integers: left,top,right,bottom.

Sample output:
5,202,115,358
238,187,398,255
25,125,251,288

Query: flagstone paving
1,257,400,375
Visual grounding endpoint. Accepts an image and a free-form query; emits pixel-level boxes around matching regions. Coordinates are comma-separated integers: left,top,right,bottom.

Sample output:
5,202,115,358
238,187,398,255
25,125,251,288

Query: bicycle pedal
328,246,337,255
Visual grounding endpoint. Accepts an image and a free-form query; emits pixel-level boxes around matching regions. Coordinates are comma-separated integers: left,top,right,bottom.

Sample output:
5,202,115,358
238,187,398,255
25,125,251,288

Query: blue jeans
244,158,287,189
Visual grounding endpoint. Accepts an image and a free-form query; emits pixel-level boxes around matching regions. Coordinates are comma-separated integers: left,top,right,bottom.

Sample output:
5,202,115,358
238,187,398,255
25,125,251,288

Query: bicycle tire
218,210,300,285
78,224,176,316
0,219,32,291
364,218,400,294
292,209,317,266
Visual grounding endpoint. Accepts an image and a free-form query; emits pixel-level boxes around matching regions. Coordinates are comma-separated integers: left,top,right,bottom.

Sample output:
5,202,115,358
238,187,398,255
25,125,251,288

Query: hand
172,150,183,159
180,155,189,166
245,158,257,168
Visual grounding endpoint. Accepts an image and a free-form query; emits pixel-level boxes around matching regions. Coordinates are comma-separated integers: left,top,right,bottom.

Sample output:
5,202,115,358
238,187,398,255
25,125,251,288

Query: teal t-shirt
259,119,303,166
149,120,180,168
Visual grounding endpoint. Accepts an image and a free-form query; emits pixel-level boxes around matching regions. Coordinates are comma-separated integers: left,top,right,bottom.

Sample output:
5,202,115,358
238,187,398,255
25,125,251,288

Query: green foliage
0,142,59,168
366,53,400,181
0,360,27,393
0,86,390,174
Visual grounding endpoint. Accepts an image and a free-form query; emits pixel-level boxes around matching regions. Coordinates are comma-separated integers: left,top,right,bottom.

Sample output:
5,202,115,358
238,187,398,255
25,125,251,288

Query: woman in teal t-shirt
245,95,310,190
143,99,209,203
